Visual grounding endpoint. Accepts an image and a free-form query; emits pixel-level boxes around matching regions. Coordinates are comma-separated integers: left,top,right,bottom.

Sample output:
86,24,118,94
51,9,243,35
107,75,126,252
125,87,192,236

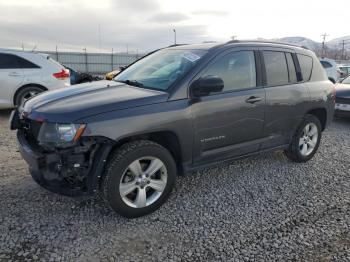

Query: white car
339,65,350,79
319,58,341,83
0,49,70,109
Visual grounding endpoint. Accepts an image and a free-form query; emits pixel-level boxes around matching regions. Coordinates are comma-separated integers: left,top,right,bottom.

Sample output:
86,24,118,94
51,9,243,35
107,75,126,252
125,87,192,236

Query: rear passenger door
260,49,310,149
0,53,24,107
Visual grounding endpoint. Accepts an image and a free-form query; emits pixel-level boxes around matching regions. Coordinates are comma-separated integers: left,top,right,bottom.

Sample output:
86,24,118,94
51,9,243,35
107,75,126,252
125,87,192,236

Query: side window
263,51,289,86
0,53,39,69
297,54,313,81
320,61,332,68
202,51,256,92
285,53,297,83
0,53,19,69
16,56,40,69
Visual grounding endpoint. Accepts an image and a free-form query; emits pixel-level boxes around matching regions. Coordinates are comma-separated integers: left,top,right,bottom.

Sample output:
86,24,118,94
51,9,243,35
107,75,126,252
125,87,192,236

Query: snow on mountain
277,37,321,50
274,36,350,52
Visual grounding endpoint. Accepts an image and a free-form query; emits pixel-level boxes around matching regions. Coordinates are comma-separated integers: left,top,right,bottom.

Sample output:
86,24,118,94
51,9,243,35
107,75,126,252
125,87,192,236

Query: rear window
297,54,313,81
263,51,289,86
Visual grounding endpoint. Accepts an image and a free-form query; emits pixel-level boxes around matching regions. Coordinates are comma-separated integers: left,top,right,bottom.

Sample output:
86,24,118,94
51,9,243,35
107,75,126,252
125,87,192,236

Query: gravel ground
0,109,350,262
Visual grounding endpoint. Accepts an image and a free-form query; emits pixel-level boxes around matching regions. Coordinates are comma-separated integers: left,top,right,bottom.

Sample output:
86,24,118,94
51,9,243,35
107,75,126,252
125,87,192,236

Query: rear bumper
17,130,113,197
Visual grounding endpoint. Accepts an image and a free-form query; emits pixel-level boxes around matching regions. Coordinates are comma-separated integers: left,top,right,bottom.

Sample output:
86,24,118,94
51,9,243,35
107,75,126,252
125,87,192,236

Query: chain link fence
43,51,144,75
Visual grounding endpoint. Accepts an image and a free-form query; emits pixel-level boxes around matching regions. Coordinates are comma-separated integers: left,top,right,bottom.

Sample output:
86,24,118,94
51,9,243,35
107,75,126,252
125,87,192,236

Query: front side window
263,51,289,86
297,54,313,81
114,49,207,91
200,51,256,92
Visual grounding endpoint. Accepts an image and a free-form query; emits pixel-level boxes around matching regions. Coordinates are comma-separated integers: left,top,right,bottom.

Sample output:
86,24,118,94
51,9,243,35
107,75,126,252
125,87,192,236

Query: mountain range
273,36,350,53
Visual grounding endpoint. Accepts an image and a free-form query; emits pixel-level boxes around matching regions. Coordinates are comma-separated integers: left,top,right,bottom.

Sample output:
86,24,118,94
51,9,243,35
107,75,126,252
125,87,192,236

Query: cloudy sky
0,0,348,53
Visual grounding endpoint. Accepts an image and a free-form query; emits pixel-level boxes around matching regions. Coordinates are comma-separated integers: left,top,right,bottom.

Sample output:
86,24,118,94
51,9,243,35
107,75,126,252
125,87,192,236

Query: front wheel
15,86,45,107
284,115,322,162
101,140,177,218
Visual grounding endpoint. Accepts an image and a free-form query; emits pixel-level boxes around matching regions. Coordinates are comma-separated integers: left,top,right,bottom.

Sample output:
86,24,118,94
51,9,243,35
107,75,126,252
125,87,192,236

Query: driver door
191,49,266,165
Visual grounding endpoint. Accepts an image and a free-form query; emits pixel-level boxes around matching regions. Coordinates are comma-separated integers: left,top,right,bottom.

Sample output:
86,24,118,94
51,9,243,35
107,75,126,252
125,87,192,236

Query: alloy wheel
119,157,168,208
299,123,318,156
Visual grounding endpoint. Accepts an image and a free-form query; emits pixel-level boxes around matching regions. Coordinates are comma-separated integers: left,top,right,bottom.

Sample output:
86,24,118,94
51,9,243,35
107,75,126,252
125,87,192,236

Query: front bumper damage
12,111,113,197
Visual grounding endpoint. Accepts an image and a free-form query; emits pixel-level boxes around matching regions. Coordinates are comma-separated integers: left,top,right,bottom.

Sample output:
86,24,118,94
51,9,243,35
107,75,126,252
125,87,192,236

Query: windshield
114,49,207,91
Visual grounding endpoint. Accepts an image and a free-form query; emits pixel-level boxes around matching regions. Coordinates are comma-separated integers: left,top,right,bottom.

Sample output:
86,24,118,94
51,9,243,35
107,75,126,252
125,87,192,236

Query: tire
14,86,45,107
101,140,177,218
284,114,322,162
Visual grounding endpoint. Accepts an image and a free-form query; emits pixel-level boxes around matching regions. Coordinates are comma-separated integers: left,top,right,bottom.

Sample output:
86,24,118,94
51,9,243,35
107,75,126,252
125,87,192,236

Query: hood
335,83,350,99
23,80,168,122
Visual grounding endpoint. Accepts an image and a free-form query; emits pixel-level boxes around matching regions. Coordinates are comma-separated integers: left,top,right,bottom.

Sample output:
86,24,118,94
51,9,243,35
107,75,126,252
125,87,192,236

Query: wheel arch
112,131,184,175
13,83,47,105
306,108,327,131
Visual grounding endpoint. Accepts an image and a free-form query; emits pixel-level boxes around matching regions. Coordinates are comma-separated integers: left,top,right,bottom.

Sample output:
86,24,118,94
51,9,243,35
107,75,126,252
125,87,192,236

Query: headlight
37,122,86,148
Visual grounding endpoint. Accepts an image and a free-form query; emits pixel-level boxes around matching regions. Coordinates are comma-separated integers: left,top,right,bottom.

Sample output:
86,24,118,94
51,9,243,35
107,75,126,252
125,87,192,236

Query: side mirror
190,75,224,97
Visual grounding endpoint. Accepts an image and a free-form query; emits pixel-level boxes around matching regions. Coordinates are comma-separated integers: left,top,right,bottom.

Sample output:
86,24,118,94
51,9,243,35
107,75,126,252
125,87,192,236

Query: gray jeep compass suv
11,41,335,218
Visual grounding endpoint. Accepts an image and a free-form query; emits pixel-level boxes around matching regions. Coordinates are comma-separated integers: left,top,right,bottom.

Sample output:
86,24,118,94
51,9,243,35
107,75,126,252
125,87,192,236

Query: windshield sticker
181,52,201,63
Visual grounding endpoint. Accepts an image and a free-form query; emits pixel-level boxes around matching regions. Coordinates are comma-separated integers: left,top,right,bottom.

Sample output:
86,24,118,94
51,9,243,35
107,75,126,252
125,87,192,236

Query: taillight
53,69,70,80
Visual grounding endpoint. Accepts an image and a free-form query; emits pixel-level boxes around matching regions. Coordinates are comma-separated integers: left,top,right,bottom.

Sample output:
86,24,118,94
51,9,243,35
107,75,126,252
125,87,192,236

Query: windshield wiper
121,79,144,87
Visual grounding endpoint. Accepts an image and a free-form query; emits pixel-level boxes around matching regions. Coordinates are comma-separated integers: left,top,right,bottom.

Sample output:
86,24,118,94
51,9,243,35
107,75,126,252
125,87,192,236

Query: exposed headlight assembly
37,123,86,148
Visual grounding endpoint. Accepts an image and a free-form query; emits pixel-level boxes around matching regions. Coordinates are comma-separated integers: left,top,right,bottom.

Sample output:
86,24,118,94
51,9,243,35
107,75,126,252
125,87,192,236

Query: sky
0,0,348,53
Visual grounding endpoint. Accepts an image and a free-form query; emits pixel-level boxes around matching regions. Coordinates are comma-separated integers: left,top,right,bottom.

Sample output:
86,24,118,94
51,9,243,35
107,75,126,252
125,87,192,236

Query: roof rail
225,40,310,50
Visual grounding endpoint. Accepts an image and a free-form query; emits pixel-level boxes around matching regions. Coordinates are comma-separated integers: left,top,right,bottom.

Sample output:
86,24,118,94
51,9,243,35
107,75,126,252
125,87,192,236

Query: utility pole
83,48,88,73
55,45,59,62
321,33,329,57
173,29,177,45
111,48,114,70
341,39,350,60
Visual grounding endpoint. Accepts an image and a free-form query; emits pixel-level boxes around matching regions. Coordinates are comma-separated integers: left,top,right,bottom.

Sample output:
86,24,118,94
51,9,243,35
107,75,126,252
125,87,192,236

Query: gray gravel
1,109,350,261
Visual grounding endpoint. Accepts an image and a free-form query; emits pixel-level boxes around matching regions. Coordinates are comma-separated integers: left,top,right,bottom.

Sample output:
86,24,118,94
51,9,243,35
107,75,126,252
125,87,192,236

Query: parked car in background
0,49,70,109
339,65,350,80
11,41,334,218
105,68,122,80
319,58,341,83
335,75,350,117
65,66,103,85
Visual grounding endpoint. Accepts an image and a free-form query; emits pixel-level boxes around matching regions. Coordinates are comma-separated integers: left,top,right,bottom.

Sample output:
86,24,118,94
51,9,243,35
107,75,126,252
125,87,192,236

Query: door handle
8,72,22,77
245,96,262,104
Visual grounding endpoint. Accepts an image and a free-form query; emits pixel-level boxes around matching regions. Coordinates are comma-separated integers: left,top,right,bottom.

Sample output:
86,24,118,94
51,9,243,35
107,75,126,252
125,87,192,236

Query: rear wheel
284,114,322,162
101,140,177,218
15,86,45,107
